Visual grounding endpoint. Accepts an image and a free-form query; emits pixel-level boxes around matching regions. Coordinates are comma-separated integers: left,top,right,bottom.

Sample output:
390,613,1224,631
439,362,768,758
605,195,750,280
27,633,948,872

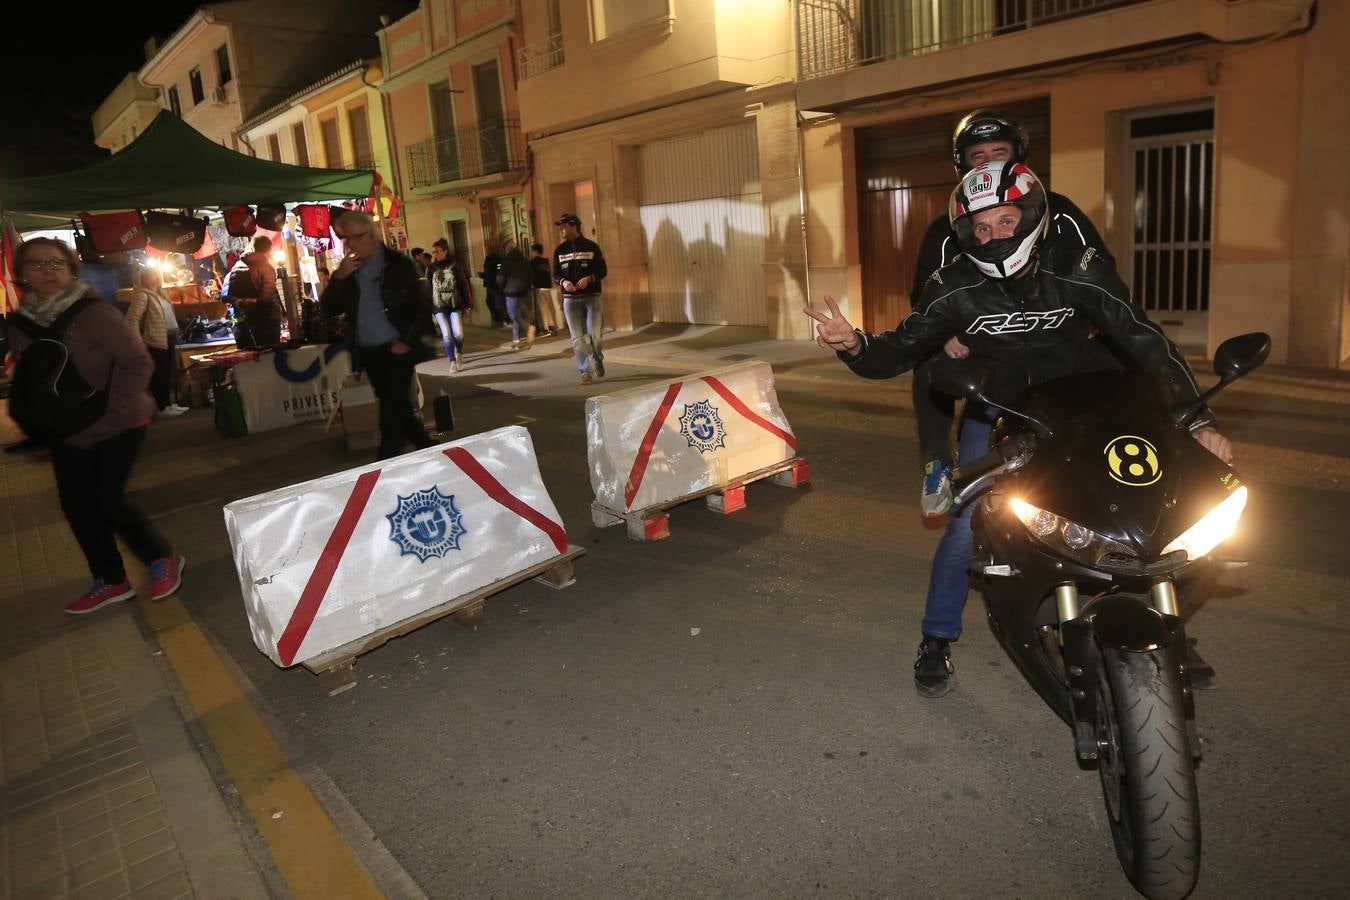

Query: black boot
914,636,953,698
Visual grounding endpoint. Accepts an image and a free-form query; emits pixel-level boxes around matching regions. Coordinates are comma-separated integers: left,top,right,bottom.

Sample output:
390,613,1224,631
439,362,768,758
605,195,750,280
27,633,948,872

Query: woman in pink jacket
8,238,185,614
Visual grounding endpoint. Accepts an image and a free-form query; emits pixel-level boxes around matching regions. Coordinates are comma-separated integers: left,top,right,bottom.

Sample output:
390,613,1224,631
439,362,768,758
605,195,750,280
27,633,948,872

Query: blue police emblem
386,486,466,562
678,400,727,454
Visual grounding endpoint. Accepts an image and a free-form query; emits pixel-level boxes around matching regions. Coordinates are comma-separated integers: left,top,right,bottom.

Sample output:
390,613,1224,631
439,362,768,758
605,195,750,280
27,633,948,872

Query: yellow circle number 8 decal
1104,435,1162,486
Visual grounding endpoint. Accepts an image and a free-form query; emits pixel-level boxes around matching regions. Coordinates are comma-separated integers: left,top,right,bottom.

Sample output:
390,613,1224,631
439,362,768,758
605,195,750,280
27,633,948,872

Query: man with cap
552,213,609,384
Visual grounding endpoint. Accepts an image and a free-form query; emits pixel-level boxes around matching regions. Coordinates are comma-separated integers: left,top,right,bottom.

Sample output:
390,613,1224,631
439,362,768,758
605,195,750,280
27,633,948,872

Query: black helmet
951,110,1029,174
949,161,1049,280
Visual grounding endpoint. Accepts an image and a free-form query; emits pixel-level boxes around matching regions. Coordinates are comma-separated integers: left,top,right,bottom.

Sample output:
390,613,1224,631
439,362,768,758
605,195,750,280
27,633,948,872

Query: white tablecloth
231,344,352,433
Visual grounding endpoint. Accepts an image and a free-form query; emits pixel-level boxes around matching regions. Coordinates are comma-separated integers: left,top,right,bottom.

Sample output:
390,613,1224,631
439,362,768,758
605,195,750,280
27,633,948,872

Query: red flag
1,220,22,317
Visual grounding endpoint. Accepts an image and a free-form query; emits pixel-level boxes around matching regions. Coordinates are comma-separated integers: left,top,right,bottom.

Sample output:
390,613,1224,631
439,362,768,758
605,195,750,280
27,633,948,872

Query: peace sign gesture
804,295,861,355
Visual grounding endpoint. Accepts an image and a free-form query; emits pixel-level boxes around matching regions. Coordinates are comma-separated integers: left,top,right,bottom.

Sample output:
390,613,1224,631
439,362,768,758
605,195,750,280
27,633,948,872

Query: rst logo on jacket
557,251,595,263
967,307,1075,335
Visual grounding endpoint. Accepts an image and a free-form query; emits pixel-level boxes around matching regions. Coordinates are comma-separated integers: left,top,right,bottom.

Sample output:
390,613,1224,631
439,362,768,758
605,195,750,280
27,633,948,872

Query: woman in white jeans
428,239,468,371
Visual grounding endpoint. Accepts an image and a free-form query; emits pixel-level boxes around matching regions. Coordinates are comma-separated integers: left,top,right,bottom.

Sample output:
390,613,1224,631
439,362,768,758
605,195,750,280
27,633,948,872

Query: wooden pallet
301,545,585,696
591,457,810,542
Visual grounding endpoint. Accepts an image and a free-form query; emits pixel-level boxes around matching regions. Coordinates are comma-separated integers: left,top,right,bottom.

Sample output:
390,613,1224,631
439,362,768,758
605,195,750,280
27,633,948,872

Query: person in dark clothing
911,110,1114,518
552,213,609,384
807,162,1232,698
530,242,560,336
479,248,508,327
322,211,435,460
226,235,285,348
496,247,536,350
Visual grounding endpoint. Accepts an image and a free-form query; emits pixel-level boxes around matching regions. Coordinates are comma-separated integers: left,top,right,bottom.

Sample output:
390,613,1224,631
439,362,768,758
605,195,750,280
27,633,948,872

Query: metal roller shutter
638,123,767,326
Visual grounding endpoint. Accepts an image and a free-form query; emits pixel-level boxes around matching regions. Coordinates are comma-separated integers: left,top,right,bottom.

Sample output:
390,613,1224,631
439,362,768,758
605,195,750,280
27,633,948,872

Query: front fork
1056,578,1198,762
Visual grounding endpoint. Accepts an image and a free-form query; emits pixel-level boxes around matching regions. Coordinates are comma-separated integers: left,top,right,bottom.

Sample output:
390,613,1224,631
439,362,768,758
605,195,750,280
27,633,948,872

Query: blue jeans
563,295,604,375
920,407,995,640
506,294,534,343
433,310,463,361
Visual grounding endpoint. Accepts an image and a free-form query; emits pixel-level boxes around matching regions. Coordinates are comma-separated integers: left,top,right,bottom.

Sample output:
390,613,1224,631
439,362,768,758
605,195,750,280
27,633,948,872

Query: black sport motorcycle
932,332,1270,900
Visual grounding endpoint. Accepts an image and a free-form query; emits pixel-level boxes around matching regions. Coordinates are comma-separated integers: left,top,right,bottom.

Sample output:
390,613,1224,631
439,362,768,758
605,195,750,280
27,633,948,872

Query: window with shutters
189,67,204,105
292,123,310,167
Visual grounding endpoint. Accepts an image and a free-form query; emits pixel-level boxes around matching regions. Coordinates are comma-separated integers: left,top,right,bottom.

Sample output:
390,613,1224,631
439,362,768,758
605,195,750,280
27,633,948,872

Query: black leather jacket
552,236,607,296
320,245,433,364
843,242,1214,426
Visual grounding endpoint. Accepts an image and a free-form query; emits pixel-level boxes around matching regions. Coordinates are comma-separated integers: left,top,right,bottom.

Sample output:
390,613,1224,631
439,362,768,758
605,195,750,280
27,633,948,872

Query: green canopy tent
0,110,375,230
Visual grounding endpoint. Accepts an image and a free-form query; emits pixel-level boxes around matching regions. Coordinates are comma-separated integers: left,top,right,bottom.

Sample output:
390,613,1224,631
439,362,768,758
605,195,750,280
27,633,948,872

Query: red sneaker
149,555,186,601
65,580,135,616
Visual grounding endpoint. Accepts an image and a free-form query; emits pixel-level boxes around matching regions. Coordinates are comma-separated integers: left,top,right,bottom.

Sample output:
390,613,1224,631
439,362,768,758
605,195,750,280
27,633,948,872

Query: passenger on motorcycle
805,161,1233,699
913,110,1112,519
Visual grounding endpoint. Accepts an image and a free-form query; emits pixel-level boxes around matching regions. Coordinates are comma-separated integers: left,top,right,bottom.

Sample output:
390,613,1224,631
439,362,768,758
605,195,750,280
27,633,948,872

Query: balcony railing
796,0,1143,80
405,119,525,190
517,32,565,80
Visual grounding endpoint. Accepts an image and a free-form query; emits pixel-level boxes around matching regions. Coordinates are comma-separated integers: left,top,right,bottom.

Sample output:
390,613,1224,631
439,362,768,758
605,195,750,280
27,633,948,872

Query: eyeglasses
22,259,70,271
337,231,370,241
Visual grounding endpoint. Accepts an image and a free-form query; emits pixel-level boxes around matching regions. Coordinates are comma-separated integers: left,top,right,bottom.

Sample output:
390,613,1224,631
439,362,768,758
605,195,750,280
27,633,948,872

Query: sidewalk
0,416,270,900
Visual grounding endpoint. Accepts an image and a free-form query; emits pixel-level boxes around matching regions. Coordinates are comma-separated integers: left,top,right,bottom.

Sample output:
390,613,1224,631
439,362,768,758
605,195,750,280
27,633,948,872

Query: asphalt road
149,338,1350,899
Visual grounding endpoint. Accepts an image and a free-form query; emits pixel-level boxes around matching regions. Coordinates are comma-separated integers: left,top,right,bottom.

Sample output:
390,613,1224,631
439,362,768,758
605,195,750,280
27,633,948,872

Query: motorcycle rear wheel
1095,648,1201,900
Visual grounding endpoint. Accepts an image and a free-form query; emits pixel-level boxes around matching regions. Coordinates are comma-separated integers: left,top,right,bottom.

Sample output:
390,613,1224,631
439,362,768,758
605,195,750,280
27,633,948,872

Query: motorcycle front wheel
1095,647,1201,900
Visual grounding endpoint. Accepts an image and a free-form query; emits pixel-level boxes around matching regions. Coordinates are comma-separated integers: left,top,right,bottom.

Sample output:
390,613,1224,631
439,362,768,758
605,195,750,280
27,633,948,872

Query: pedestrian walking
6,238,185,615
530,242,561,336
479,246,509,327
496,247,535,350
552,213,608,384
322,211,436,460
428,238,469,372
125,266,188,417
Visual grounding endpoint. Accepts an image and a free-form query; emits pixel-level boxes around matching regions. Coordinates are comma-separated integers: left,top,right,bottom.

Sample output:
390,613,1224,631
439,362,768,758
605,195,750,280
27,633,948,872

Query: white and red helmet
949,161,1049,280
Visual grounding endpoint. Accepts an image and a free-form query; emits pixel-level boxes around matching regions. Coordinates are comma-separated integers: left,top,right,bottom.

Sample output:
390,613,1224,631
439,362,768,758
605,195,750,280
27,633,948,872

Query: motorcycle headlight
1161,486,1248,561
1009,498,1134,565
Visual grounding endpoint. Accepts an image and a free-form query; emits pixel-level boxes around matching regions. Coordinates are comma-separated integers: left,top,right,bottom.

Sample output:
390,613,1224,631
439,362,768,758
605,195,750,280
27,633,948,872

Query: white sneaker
160,405,188,418
170,404,190,413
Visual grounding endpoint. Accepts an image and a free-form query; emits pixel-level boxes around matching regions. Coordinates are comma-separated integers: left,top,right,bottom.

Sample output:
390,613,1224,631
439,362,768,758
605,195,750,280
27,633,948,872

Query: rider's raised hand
804,295,860,354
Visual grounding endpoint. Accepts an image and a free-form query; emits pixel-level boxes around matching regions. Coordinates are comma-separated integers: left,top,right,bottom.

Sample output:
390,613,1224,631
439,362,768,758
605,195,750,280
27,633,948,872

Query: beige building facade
516,0,808,337
380,0,528,324
92,74,162,154
795,0,1349,367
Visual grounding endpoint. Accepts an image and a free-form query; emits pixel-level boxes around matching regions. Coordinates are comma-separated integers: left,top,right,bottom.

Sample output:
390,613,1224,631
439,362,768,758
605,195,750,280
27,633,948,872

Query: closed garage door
639,123,767,326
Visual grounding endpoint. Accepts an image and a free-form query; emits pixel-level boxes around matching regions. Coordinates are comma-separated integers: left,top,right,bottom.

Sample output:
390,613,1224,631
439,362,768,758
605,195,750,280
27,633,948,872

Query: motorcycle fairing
1002,370,1233,558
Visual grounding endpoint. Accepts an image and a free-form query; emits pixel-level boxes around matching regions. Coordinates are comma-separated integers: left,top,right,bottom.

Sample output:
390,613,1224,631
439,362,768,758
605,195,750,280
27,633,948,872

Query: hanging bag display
295,204,332,239
255,204,286,231
224,205,257,237
80,210,147,252
145,211,208,253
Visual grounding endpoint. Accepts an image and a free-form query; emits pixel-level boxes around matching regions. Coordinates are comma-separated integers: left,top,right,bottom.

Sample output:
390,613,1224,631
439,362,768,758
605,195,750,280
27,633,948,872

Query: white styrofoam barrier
586,361,798,513
224,425,568,668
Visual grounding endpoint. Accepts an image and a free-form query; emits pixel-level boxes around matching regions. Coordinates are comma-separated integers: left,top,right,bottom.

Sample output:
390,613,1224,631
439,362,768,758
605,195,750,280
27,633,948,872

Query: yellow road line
140,595,384,900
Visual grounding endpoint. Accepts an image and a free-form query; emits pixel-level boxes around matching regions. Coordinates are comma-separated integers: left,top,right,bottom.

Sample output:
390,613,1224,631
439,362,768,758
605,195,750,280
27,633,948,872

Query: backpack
7,297,109,441
223,261,259,300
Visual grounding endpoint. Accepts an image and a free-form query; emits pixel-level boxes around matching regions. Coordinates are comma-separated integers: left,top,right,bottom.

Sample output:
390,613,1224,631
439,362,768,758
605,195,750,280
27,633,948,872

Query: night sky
2,4,197,179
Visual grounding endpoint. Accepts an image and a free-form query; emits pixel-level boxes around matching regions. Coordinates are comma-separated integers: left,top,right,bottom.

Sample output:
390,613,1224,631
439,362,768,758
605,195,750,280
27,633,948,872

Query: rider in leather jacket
807,160,1231,699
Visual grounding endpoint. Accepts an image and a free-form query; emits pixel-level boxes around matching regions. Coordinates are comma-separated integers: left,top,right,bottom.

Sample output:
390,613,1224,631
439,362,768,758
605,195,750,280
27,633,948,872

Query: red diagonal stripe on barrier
624,382,683,508
700,375,798,450
277,469,381,666
443,447,568,553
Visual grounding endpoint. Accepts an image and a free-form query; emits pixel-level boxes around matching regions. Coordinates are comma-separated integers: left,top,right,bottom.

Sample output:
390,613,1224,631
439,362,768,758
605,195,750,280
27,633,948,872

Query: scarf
17,280,92,327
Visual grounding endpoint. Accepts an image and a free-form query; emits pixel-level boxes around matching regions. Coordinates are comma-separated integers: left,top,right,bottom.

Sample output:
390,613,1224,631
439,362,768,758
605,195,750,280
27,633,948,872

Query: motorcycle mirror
1213,332,1271,380
1174,331,1273,428
928,358,990,402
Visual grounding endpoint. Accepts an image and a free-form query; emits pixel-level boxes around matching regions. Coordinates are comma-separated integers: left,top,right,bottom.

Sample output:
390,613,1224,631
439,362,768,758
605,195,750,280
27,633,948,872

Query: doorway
1123,103,1215,350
